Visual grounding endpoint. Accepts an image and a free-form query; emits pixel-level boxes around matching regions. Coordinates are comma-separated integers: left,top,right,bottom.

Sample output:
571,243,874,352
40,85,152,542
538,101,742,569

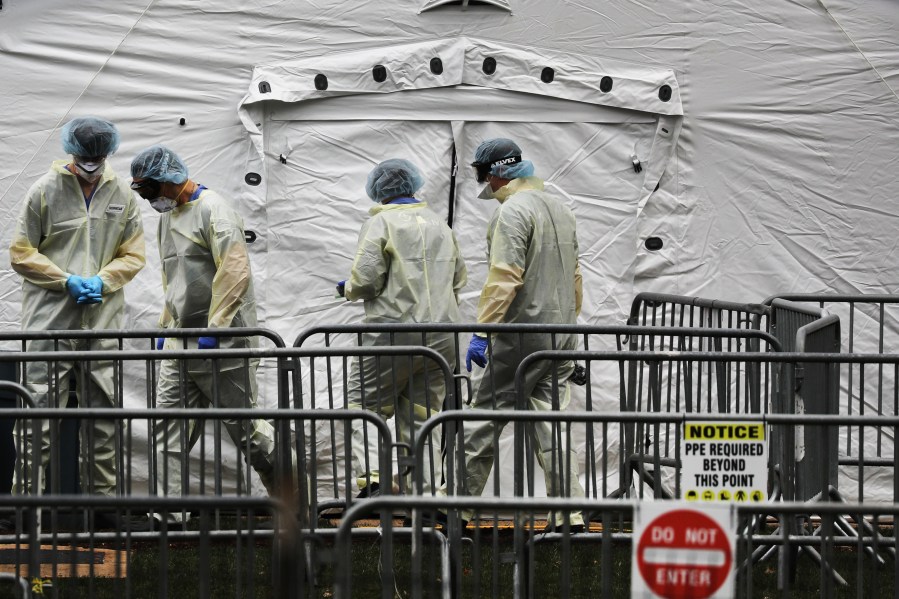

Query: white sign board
681,421,768,503
631,501,736,599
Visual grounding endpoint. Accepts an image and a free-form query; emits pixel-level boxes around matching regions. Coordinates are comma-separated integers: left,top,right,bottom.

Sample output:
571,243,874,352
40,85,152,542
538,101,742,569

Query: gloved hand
336,280,346,298
155,337,165,350
197,336,219,350
76,275,103,304
571,363,588,386
465,335,489,372
65,275,85,300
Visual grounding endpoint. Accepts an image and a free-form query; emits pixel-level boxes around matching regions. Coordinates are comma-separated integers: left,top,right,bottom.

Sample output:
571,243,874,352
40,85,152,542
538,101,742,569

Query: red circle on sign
636,509,732,599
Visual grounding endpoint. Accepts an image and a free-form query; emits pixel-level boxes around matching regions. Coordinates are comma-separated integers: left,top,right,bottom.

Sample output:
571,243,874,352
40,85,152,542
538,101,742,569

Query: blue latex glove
336,280,346,298
83,275,103,294
65,275,85,300
74,275,103,304
197,336,219,350
156,337,165,350
465,335,489,372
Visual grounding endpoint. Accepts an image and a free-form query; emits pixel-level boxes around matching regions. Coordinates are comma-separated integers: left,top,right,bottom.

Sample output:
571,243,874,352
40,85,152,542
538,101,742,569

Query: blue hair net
130,145,190,184
473,138,534,180
61,117,120,157
365,158,425,203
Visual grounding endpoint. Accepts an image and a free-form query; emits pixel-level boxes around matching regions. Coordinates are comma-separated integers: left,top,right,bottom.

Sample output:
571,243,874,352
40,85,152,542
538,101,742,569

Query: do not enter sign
632,502,735,599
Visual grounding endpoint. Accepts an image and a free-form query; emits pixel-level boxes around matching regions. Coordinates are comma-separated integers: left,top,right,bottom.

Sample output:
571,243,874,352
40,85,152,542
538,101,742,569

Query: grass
1,522,897,598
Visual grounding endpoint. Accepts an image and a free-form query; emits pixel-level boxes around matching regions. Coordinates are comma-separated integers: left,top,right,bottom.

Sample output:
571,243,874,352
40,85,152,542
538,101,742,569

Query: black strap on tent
447,142,457,228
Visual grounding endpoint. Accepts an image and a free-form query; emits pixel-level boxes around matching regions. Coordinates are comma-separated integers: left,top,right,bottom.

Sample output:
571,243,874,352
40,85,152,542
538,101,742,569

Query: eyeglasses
130,179,160,197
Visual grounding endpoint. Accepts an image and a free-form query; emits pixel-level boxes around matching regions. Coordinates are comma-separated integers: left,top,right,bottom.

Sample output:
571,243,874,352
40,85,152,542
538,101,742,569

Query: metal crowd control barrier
0,341,451,588
333,493,899,599
625,295,841,501
764,294,899,483
296,323,781,503
284,338,458,517
358,405,899,598
3,337,899,596
0,327,288,502
0,493,301,597
398,348,899,598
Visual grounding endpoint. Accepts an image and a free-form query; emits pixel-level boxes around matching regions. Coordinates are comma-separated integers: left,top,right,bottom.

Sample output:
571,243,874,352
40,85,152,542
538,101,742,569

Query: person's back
485,178,579,327
342,158,466,498
452,138,585,531
348,201,464,325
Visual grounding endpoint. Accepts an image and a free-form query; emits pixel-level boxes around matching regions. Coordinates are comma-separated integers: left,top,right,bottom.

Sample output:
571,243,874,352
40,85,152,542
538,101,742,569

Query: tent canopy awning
239,37,682,133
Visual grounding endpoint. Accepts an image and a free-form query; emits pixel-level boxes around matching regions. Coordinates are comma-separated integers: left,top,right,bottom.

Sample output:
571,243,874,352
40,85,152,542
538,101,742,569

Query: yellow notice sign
681,421,768,503
683,423,765,441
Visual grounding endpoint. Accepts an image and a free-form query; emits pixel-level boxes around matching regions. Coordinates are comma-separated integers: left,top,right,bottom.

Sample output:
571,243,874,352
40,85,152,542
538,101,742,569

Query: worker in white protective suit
451,138,586,531
337,159,466,502
130,145,287,516
8,117,145,505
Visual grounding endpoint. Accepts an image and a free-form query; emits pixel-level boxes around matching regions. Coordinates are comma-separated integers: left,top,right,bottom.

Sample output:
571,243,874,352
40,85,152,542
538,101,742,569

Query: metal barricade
0,492,301,598
347,397,899,598
0,340,443,597
624,294,841,501
331,492,899,599
765,294,899,497
282,345,452,528
296,324,780,501
0,327,287,502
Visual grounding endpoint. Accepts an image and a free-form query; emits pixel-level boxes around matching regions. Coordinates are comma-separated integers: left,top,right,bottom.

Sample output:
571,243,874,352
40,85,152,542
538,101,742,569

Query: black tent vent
659,85,672,102
645,237,664,251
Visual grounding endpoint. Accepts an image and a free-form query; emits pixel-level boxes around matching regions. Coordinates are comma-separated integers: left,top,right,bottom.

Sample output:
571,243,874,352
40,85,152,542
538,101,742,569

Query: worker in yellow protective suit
131,145,283,515
9,116,145,500
339,159,466,500
458,138,586,531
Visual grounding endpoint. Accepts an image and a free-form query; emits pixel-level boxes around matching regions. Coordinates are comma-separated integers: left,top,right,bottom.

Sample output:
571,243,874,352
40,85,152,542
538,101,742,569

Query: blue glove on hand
76,275,103,304
465,335,489,372
156,337,165,350
197,336,219,350
336,280,346,298
66,275,85,300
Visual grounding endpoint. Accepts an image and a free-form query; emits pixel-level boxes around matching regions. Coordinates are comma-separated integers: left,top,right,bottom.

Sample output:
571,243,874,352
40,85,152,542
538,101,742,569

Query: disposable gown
9,160,145,496
154,189,277,500
345,201,467,494
462,177,586,524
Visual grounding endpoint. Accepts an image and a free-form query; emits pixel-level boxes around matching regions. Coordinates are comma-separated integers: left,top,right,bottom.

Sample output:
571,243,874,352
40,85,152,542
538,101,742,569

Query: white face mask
74,160,105,182
477,184,495,200
149,197,178,213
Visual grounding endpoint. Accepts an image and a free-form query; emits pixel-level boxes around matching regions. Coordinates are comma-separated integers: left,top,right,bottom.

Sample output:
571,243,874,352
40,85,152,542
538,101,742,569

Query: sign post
631,502,736,599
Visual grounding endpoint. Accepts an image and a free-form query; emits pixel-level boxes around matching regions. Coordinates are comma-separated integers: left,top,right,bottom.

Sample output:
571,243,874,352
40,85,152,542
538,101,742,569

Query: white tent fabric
1,0,898,500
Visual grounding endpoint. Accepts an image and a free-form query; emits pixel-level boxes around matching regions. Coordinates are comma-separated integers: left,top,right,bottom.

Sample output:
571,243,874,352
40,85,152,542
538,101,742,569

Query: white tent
1,0,898,498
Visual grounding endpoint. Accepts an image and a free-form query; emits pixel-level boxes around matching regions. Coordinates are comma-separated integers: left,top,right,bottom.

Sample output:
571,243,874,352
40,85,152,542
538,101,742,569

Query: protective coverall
345,201,467,494
9,160,146,496
462,176,586,525
154,188,278,499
